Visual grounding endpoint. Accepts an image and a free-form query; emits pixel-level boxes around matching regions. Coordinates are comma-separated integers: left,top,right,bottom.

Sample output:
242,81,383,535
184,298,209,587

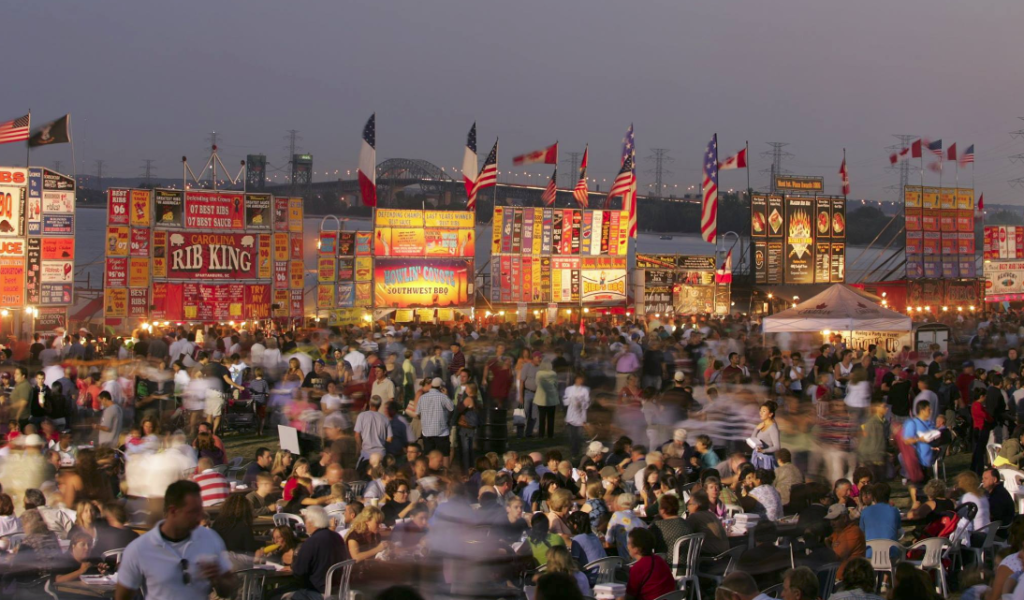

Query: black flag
28,114,70,147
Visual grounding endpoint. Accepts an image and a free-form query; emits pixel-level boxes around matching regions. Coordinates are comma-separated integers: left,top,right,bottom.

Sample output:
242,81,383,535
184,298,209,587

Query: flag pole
843,148,847,198
68,114,77,182
25,109,30,168
493,139,499,211
745,140,751,193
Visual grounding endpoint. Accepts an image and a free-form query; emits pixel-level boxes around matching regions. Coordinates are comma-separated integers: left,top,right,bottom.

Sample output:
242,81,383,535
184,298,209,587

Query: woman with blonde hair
546,488,574,542
270,450,294,482
539,545,591,597
68,501,101,543
346,506,388,562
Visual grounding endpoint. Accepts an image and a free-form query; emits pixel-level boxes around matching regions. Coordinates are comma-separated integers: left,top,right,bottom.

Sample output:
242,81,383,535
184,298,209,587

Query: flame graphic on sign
788,209,813,259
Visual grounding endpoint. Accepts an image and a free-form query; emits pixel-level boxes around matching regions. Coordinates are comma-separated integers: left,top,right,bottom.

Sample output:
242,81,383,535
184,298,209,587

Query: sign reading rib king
168,232,257,279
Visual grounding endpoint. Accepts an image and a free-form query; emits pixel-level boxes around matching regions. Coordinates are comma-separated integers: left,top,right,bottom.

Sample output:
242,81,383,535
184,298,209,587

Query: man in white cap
416,378,453,466
582,441,608,470
662,428,692,464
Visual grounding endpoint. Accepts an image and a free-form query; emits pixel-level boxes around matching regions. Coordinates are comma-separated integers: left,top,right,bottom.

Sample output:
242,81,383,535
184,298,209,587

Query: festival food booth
762,284,912,352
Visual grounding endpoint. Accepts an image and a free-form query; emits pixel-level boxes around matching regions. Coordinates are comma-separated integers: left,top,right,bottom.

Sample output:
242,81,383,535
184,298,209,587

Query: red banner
105,258,127,288
167,232,257,280
184,191,244,230
246,284,271,320
108,189,129,225
130,228,150,257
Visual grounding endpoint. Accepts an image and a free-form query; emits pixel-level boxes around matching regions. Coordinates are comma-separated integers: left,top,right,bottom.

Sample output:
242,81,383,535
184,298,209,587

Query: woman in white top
833,350,855,395
844,367,873,421
562,374,591,459
0,493,21,536
987,517,1024,600
788,352,805,396
957,471,991,534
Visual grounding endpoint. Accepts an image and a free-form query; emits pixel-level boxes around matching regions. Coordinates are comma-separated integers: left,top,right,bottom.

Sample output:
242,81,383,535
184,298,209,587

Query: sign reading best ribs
184,191,244,230
167,232,257,280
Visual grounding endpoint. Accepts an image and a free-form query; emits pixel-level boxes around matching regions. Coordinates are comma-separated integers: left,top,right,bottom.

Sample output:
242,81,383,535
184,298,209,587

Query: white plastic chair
964,522,1009,569
273,512,305,533
324,559,356,600
906,537,953,596
670,533,705,600
988,444,1002,467
866,539,906,591
584,556,626,585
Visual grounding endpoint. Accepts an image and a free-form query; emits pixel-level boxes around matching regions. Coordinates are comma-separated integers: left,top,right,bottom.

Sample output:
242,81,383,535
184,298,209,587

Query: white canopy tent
762,284,912,333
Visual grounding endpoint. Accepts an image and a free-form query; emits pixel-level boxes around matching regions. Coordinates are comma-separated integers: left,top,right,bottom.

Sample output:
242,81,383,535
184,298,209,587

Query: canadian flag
718,148,747,170
512,142,558,166
715,249,733,284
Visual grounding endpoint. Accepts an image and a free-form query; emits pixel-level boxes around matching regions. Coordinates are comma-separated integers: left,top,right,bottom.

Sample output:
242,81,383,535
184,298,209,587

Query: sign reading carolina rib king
167,232,257,280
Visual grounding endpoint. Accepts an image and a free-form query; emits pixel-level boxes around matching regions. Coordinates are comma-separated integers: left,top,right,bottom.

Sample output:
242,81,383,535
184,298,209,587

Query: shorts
422,435,451,456
205,389,225,418
254,403,267,419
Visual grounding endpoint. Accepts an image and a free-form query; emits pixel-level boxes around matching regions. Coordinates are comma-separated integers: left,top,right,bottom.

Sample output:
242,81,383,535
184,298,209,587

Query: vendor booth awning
763,284,912,333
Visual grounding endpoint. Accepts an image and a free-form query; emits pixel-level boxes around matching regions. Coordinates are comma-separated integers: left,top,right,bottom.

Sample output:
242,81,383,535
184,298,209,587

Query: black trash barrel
478,405,509,456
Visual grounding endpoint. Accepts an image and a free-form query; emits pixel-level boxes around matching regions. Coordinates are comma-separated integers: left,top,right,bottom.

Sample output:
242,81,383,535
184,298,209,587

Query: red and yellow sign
106,227,129,257
289,259,304,289
376,209,424,228
184,191,244,230
425,229,474,257
355,256,372,281
41,238,74,261
167,232,258,280
372,258,472,308
318,257,336,283
288,198,303,232
317,284,335,309
374,228,425,256
424,210,474,229
273,233,289,262
257,235,272,279
152,230,167,278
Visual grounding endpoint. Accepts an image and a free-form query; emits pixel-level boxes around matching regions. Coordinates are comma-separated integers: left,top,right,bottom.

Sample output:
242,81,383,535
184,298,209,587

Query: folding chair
906,537,953,596
670,533,705,600
866,539,906,592
584,556,626,585
324,559,356,600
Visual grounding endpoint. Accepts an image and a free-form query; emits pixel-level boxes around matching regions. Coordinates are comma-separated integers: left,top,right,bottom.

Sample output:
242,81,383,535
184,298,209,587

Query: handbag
513,408,526,426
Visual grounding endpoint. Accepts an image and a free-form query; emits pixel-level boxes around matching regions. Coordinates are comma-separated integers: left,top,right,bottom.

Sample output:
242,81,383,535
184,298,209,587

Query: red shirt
971,401,992,430
957,373,975,409
625,555,676,600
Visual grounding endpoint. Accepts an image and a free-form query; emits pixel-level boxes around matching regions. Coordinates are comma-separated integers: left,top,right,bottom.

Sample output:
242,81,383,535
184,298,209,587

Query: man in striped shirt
192,457,230,507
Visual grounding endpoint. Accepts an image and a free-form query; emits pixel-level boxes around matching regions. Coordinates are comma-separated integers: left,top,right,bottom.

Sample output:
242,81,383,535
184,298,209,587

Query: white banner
41,190,74,214
847,330,913,354
985,259,1024,300
40,259,73,283
581,269,627,304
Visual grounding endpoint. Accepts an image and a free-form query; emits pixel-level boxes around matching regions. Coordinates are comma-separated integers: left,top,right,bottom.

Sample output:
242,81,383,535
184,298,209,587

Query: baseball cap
587,441,609,456
674,371,686,382
314,359,326,366
963,360,975,368
599,466,619,479
431,377,444,388
532,351,543,358
824,504,848,520
22,434,44,447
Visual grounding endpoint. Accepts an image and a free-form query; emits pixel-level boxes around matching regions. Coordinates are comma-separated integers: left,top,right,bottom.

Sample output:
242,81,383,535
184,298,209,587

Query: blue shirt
520,481,540,506
903,417,935,467
860,502,902,543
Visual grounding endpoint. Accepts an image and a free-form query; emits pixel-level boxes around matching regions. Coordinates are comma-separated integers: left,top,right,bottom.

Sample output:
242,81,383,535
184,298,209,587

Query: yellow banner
904,186,922,208
492,208,503,254
152,231,167,278
956,188,974,210
288,198,303,232
105,288,127,317
317,284,334,309
424,210,474,229
355,256,372,281
394,309,415,323
318,257,336,283
424,229,474,257
416,308,436,322
257,235,272,279
106,227,129,257
274,233,290,261
939,188,956,210
327,308,364,326
533,208,543,256
129,190,151,227
437,308,455,322
922,187,940,210
375,228,426,256
376,208,423,228
128,258,149,287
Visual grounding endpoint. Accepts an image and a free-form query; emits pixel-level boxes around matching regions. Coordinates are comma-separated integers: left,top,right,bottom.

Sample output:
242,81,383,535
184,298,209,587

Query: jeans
537,405,556,439
519,390,537,438
566,424,584,458
972,426,993,474
458,427,476,469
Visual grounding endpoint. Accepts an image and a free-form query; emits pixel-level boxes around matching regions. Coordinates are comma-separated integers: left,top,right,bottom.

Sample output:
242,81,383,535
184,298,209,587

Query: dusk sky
4,1,1024,204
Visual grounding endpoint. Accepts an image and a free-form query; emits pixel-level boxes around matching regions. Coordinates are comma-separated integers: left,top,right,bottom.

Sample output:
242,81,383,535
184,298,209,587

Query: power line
94,159,104,190
53,160,62,173
884,134,916,200
760,142,793,192
141,159,156,186
644,148,674,198
561,152,582,187
285,129,301,165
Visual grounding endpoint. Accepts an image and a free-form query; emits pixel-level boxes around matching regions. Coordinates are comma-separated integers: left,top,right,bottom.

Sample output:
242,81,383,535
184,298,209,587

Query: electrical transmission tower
885,134,916,199
141,159,156,186
562,152,582,183
285,129,302,178
760,143,793,192
94,160,104,190
53,160,63,173
1010,119,1024,189
206,131,219,149
645,149,674,198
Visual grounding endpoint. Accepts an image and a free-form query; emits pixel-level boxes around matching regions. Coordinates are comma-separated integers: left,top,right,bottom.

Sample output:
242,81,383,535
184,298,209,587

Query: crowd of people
0,309,1022,600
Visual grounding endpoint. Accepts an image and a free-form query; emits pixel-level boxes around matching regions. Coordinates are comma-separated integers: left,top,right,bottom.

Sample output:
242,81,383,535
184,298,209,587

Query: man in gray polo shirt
354,395,392,465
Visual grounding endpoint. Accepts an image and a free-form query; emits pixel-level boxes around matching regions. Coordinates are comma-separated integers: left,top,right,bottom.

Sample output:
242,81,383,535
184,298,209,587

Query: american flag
839,156,850,196
573,146,589,208
357,113,377,207
541,167,557,206
700,134,718,244
0,114,30,145
468,139,498,210
606,125,637,238
926,139,942,156
960,144,975,166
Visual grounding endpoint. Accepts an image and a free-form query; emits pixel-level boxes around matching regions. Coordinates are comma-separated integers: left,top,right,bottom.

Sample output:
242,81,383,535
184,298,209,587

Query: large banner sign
751,193,843,284
184,191,245,230
373,258,472,308
985,260,1024,302
581,269,627,304
167,232,257,280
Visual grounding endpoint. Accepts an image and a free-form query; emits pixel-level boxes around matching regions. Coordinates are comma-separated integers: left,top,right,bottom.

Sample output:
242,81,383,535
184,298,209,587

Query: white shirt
563,385,591,427
0,515,21,536
844,380,873,409
321,393,343,413
344,350,368,380
961,492,990,534
118,522,232,600
249,343,266,367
